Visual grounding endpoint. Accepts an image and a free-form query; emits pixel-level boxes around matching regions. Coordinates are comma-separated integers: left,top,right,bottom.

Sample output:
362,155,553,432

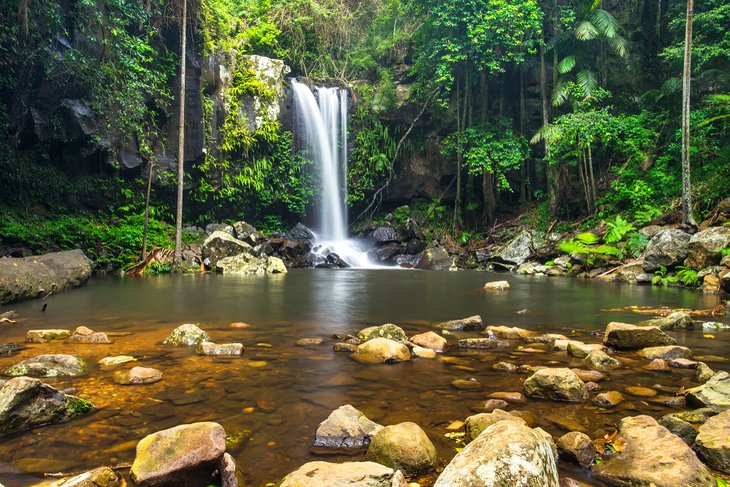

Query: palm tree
549,1,628,105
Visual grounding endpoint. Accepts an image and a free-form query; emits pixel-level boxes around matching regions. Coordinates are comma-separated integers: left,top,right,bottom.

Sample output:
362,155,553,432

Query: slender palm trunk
174,0,187,264
142,163,154,260
681,0,696,226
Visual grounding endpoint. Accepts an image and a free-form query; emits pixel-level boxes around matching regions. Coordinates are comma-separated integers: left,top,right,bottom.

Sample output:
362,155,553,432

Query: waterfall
291,79,378,268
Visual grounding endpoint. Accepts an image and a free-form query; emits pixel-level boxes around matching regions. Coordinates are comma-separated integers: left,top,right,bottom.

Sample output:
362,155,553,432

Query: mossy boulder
357,324,407,343
350,338,411,364
25,329,71,343
54,466,121,487
5,354,86,377
130,422,227,486
366,422,437,476
603,322,676,349
313,405,383,450
0,377,94,436
464,409,526,442
162,324,210,347
638,345,693,360
523,368,588,402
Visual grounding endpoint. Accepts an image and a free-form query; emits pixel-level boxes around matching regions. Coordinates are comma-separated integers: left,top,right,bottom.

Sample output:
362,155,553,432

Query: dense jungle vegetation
0,0,728,268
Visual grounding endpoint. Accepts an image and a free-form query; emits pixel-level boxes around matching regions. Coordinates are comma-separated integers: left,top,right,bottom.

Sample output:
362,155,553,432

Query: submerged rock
114,366,163,385
351,338,411,364
433,315,483,331
366,422,437,476
583,349,621,371
603,322,676,349
196,341,244,356
0,377,94,437
5,354,86,377
98,355,137,369
163,324,210,347
693,409,730,473
458,338,510,349
523,368,588,403
433,420,559,487
685,371,730,408
25,329,71,343
592,415,714,487
484,325,530,339
357,324,407,343
638,345,693,360
130,422,227,487
410,331,447,352
53,466,120,487
567,341,604,358
279,461,396,487
312,405,383,450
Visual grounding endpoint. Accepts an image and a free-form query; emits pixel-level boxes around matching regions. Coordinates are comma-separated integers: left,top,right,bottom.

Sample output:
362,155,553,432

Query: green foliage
575,232,600,245
626,231,649,257
443,120,530,190
652,265,700,288
0,210,174,269
604,215,635,244
633,205,663,226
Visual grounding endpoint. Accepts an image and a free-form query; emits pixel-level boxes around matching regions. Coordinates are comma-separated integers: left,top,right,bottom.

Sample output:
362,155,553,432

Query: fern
604,215,635,243
576,232,600,245
676,267,700,287
634,204,662,225
626,232,649,257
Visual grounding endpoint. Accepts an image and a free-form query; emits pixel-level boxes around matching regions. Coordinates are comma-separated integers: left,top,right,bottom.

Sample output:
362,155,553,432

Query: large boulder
351,338,411,364
279,461,397,487
637,311,694,330
638,345,693,360
416,243,456,271
693,410,730,473
523,368,588,402
130,422,227,487
232,221,259,244
685,226,730,269
0,249,92,304
603,322,676,349
202,231,254,269
366,422,437,476
433,421,559,487
287,223,315,241
5,354,86,377
592,415,714,487
641,229,692,272
0,377,94,436
357,324,407,343
685,371,730,408
464,409,526,442
493,230,534,266
216,253,271,275
313,405,384,450
163,323,210,346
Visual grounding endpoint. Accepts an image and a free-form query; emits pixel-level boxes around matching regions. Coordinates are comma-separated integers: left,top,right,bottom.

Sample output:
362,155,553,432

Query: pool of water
0,270,726,486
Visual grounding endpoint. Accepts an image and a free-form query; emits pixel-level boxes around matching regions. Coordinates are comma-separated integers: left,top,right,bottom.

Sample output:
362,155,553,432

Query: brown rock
487,391,526,403
410,331,447,352
114,367,162,385
557,431,597,467
592,391,625,408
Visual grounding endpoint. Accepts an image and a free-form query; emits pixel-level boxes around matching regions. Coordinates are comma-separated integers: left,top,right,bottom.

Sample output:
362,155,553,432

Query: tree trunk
681,0,697,227
482,172,497,225
587,142,597,205
142,162,154,260
519,68,528,203
174,0,187,264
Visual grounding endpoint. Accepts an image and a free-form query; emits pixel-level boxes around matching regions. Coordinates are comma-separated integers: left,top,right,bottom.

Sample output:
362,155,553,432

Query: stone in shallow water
603,322,675,350
312,405,383,450
163,323,210,346
583,349,621,372
0,377,94,437
433,315,483,331
451,379,481,391
557,431,597,467
523,368,588,403
196,341,244,356
483,280,510,291
492,361,517,372
659,413,698,445
55,466,120,487
114,366,162,385
367,422,437,476
25,329,70,343
357,324,407,343
643,358,670,371
410,331,447,352
567,341,603,358
464,409,526,442
457,338,509,349
592,391,624,408
130,422,226,487
592,415,714,487
98,355,136,369
65,326,112,344
638,345,693,360
693,409,730,473
295,337,324,346
5,354,86,377
685,371,730,408
350,338,411,364
412,346,436,358
695,362,715,382
570,369,606,382
487,391,525,403
485,325,529,339
625,386,657,397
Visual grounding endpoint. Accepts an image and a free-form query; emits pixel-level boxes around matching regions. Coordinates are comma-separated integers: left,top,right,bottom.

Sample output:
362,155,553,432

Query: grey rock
638,345,693,360
685,371,730,408
25,329,71,343
557,431,597,467
433,421,559,487
202,231,253,269
638,311,694,330
287,223,315,241
494,230,534,266
659,414,698,445
693,410,730,473
279,461,396,487
357,324,407,343
434,315,483,331
205,223,234,236
642,229,692,272
0,377,94,437
196,341,244,356
416,243,456,271
313,405,384,450
696,362,715,383
583,349,621,371
464,409,526,442
685,226,730,269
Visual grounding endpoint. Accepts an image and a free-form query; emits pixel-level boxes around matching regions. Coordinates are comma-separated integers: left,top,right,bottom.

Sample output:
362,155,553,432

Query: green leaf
575,21,599,41
558,55,577,74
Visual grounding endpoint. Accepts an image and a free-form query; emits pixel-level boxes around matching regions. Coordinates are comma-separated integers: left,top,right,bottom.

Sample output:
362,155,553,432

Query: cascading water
291,79,378,268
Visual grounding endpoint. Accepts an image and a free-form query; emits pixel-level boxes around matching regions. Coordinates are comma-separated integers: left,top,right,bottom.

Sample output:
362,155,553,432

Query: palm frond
590,9,622,38
545,31,573,51
606,34,628,57
558,55,577,74
662,77,682,94
576,70,598,98
575,21,599,41
530,123,559,145
552,77,570,106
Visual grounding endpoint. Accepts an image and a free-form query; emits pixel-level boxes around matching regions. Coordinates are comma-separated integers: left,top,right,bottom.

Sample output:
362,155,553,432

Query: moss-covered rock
357,324,407,343
366,422,437,476
162,324,210,347
523,368,588,402
350,338,411,364
5,354,86,377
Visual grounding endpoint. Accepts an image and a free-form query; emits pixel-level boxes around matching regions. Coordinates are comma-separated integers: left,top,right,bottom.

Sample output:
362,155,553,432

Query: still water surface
0,270,726,486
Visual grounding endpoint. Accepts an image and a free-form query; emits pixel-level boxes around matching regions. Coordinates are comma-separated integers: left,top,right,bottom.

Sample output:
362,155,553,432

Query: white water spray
291,79,379,268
